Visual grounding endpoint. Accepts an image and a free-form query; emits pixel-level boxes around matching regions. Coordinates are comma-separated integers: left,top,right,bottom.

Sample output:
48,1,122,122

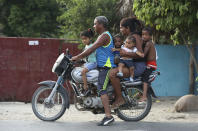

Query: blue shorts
97,67,111,96
84,62,97,71
120,59,134,68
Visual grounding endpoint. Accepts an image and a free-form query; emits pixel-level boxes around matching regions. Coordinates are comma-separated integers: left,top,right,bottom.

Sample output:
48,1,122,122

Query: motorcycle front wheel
117,87,152,121
32,86,67,121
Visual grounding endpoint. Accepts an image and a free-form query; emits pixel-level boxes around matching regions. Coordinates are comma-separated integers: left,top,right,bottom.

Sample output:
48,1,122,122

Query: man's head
142,27,152,42
93,16,108,34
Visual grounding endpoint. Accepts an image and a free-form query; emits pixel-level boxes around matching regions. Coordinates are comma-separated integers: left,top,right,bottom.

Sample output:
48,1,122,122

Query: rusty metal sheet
0,37,81,102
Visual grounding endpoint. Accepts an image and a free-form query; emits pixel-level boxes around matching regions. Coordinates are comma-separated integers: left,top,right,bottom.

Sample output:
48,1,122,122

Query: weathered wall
1,38,198,102
0,37,81,102
153,45,198,96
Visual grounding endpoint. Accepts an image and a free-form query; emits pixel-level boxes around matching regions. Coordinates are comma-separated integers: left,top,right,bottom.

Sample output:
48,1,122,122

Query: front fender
38,80,70,108
38,80,56,87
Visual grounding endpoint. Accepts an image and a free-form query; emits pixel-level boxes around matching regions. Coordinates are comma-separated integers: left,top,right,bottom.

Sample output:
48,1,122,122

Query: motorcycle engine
83,97,103,108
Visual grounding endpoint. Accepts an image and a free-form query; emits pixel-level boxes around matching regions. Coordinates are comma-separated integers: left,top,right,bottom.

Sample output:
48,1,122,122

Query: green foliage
57,0,120,39
133,0,198,45
0,0,120,39
0,0,61,37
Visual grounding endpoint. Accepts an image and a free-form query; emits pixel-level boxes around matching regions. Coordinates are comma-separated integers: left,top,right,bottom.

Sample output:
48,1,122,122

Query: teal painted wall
152,45,198,96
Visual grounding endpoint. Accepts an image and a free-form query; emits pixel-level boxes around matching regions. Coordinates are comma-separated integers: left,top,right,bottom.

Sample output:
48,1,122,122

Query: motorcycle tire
117,87,152,121
32,86,67,121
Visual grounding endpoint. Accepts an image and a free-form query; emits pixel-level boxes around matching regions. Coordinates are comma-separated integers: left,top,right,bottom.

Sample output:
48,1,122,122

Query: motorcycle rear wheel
117,87,152,121
32,86,67,121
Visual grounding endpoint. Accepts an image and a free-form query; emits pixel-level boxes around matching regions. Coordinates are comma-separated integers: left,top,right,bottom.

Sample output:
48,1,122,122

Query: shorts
119,59,134,68
134,62,146,77
142,67,155,83
84,62,97,71
97,67,111,96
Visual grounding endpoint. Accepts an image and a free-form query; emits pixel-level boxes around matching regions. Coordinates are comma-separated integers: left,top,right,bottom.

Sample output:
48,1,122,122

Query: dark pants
134,62,146,77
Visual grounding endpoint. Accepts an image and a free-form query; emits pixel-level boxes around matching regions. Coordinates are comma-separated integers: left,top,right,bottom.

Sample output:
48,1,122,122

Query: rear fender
38,80,70,108
148,86,157,98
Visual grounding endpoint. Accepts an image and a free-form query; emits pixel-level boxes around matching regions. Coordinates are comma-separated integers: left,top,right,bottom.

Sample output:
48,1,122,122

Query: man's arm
71,33,110,61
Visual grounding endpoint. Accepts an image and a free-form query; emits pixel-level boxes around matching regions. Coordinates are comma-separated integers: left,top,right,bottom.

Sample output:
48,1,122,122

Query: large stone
174,94,198,112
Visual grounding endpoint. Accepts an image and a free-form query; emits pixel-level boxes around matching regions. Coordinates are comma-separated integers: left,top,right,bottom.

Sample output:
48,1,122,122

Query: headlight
52,53,65,73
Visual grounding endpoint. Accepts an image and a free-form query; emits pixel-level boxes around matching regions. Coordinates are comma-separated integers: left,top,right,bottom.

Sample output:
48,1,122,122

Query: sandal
138,99,147,106
111,101,125,110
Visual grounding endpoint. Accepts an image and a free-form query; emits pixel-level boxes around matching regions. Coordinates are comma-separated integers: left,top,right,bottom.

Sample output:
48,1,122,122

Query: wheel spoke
32,87,66,121
118,87,150,120
42,105,46,117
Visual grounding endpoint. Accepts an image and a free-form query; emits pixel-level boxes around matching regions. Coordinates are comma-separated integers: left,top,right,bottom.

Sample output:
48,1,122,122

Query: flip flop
138,100,147,106
111,101,125,110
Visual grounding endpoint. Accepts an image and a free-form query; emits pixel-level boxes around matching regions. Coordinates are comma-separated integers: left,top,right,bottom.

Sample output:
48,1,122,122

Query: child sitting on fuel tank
80,29,97,96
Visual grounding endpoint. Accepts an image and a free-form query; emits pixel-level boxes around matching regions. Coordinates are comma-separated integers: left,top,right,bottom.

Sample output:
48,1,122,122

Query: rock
174,95,198,112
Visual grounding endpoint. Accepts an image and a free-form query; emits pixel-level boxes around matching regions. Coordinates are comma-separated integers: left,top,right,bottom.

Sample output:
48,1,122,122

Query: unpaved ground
0,97,198,123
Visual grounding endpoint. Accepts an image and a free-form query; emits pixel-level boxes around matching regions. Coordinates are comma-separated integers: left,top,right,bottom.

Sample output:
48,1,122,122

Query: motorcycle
31,50,160,121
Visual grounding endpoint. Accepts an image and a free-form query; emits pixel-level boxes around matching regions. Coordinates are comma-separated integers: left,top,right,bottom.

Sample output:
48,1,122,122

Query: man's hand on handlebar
71,56,79,61
70,56,86,66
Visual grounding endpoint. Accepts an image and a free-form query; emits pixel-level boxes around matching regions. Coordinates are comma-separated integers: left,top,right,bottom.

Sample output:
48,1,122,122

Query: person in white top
112,35,143,81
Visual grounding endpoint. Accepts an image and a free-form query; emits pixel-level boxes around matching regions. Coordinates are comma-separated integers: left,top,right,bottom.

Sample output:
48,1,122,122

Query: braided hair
80,28,94,38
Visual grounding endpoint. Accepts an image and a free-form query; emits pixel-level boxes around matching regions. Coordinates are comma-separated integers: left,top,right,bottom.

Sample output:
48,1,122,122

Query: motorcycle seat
121,71,160,87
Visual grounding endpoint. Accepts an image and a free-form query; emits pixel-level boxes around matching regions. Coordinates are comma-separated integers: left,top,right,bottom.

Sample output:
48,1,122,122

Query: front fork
45,76,63,103
69,81,81,98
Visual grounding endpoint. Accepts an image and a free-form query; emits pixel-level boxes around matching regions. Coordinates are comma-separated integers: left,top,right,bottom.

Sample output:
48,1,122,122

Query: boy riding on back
140,27,157,102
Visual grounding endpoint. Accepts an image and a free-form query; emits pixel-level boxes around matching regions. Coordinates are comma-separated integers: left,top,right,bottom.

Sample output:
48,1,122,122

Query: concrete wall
152,45,198,96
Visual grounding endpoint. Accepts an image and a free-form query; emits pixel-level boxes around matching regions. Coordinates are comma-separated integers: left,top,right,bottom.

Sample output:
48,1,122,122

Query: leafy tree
57,0,120,40
133,0,198,93
0,0,61,37
133,0,198,70
133,1,198,45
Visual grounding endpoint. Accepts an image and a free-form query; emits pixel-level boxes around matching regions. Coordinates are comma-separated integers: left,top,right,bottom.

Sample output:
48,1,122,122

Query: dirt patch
0,97,198,123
